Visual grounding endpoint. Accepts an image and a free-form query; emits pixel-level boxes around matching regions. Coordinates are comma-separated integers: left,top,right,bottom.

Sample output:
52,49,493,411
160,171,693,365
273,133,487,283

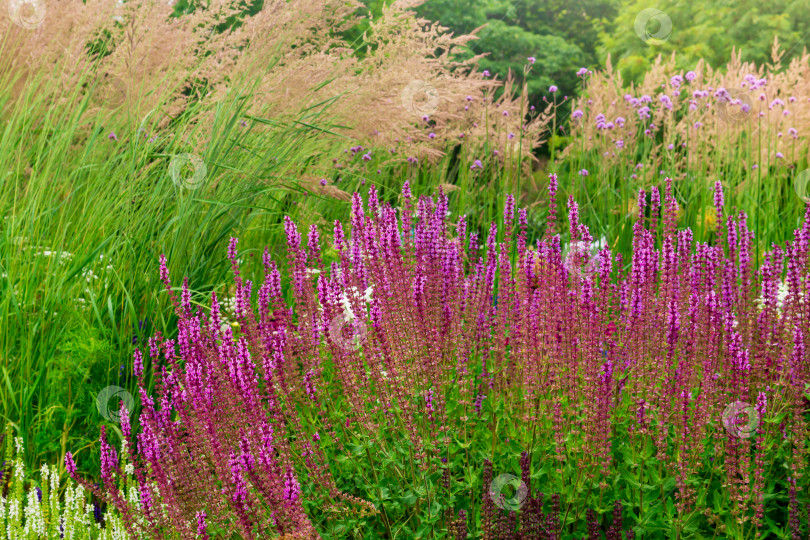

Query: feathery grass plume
0,0,548,161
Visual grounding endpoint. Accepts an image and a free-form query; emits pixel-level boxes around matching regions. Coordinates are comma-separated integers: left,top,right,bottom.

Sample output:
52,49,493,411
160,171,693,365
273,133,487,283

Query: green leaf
620,467,640,489
401,491,418,506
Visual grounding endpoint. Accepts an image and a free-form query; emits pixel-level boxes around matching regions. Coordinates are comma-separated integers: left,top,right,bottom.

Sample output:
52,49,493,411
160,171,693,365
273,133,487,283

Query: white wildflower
22,487,46,536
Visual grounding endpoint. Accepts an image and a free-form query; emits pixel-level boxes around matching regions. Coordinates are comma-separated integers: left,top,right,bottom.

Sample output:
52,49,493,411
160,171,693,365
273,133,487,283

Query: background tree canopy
413,0,616,107
368,0,810,103
599,0,810,83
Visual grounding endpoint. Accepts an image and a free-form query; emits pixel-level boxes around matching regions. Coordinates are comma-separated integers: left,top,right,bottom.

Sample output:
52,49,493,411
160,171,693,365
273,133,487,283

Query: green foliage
412,0,614,107
599,0,810,84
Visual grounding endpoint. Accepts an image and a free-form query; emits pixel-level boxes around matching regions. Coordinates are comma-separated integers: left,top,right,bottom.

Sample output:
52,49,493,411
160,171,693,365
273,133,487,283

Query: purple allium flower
549,85,558,93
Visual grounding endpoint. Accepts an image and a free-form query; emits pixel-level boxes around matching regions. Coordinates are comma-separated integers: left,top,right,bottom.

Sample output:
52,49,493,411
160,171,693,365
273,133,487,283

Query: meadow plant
567,42,810,173
54,177,810,538
0,425,130,539
558,43,810,251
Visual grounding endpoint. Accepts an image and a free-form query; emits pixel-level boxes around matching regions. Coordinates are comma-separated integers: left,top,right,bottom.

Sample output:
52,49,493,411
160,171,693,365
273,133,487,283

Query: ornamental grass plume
0,0,548,162
62,177,810,537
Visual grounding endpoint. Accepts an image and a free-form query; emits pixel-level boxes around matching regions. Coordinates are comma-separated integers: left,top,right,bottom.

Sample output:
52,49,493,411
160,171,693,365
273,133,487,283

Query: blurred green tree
413,0,617,107
599,0,810,84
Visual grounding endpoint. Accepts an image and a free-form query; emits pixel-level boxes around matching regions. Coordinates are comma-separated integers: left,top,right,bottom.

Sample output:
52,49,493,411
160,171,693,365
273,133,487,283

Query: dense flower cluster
32,177,809,537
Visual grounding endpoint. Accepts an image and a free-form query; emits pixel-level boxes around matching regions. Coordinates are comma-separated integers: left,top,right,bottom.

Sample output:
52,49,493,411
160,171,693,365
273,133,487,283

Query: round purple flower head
527,57,536,65
549,85,558,93
579,169,589,177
